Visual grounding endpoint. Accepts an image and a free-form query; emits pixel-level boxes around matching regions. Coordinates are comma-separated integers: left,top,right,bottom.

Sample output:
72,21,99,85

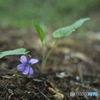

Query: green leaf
0,48,29,58
32,20,44,42
53,18,90,38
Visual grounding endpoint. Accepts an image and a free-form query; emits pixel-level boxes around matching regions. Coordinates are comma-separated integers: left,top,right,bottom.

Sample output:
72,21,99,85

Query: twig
33,85,49,100
75,82,100,93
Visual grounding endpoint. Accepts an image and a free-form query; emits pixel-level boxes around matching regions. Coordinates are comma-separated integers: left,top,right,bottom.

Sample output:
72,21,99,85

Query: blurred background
0,0,100,32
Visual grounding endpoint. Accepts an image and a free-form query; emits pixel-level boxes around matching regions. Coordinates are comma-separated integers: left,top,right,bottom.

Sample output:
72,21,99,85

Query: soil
0,28,100,100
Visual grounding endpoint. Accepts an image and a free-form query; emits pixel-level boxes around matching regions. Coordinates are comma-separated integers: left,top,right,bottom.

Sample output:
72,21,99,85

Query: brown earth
0,28,100,100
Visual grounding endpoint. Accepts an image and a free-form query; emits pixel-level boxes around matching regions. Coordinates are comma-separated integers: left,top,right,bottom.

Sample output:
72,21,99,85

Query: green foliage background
0,0,100,30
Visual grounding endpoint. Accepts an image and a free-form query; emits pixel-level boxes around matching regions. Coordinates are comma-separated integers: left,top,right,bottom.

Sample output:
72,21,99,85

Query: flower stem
42,38,60,71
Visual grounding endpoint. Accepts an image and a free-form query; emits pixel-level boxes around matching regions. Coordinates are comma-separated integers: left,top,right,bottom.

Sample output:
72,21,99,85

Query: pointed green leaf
53,18,90,38
32,20,44,42
0,48,29,58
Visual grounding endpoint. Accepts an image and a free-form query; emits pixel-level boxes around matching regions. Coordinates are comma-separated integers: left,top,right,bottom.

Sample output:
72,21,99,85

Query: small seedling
32,18,90,72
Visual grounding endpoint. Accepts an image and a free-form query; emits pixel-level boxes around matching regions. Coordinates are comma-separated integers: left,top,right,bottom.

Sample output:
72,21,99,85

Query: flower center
26,63,30,68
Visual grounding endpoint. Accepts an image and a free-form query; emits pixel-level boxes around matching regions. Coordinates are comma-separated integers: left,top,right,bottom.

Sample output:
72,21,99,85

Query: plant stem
42,38,60,71
42,42,45,69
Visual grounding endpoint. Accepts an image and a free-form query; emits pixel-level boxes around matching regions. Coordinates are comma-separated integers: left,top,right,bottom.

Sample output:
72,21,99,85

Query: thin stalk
42,38,60,71
42,42,45,69
78,64,84,86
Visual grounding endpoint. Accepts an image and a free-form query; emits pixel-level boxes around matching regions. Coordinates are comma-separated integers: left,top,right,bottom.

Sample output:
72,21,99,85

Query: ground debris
0,29,100,100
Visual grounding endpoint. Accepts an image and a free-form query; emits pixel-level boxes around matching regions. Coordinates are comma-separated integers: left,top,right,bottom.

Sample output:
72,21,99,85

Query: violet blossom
17,55,38,76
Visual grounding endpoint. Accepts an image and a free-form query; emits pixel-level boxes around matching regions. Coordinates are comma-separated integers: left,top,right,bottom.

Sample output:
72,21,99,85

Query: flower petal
20,55,28,64
22,65,30,75
29,59,38,65
28,67,34,76
17,64,25,71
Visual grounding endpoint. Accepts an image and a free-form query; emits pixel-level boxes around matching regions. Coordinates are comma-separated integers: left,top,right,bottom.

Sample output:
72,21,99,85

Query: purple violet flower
17,55,38,76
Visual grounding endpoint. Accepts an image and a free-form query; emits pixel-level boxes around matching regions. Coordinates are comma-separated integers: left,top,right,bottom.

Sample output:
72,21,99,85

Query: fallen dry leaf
70,52,90,62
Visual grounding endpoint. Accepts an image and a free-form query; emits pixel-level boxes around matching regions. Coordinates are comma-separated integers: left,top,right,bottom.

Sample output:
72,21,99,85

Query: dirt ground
0,28,100,100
